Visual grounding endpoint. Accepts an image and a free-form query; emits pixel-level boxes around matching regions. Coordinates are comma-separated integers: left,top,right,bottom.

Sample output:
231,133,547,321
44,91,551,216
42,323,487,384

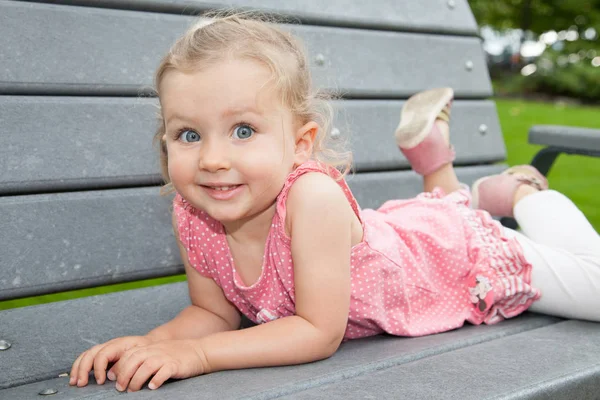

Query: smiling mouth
200,184,244,200
202,185,241,191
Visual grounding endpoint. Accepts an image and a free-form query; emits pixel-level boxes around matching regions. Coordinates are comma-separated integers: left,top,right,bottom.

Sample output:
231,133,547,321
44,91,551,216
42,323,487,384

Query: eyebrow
165,113,195,126
220,105,262,118
165,106,261,126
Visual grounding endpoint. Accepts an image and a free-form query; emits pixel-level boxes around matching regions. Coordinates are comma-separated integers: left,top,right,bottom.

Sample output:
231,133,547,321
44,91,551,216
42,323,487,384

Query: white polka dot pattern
173,161,540,340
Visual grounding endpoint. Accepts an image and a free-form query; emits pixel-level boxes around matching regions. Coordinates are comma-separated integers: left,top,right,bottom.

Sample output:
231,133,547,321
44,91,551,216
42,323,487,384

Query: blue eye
233,125,254,139
179,130,200,143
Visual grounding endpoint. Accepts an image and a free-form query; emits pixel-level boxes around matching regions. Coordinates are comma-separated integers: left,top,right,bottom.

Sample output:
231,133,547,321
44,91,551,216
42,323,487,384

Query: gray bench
1,1,599,399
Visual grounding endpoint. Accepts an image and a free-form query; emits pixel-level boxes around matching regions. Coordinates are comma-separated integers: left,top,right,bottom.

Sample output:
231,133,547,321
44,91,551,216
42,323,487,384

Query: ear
161,134,168,153
293,121,319,165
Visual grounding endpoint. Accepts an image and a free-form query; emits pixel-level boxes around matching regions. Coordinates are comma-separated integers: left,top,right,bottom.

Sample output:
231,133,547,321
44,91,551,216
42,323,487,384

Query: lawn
1,98,599,311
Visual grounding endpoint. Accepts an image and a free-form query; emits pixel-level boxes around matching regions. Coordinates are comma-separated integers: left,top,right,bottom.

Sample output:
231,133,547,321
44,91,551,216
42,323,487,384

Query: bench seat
1,284,560,396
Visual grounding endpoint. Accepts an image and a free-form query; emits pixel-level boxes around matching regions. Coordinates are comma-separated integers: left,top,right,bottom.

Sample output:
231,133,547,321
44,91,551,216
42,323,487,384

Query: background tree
468,0,600,102
468,0,600,35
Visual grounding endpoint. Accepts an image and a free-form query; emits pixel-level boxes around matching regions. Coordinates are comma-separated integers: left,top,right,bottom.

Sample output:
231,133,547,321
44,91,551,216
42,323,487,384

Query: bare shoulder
285,172,356,235
287,172,350,212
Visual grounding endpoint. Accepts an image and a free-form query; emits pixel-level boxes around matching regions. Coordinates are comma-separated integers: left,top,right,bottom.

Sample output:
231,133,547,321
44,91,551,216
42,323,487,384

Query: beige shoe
395,87,455,175
471,165,549,217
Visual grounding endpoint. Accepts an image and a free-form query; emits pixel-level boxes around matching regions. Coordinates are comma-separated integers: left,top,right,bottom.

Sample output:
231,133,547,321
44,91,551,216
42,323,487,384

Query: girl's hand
70,336,153,387
110,339,207,392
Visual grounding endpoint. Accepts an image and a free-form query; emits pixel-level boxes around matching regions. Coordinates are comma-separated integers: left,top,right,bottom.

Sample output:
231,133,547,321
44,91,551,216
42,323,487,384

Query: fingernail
69,377,75,385
107,371,116,381
148,382,157,390
115,383,124,392
77,379,83,387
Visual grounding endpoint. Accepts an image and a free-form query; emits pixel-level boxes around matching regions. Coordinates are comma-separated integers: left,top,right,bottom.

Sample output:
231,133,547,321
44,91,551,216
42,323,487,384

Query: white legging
502,190,600,321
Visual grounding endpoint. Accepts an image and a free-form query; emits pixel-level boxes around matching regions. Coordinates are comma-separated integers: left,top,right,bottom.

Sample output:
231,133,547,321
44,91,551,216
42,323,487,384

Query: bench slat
32,0,479,35
279,320,600,400
0,188,181,301
0,165,504,301
0,98,504,195
0,282,558,391
0,283,190,390
0,2,491,97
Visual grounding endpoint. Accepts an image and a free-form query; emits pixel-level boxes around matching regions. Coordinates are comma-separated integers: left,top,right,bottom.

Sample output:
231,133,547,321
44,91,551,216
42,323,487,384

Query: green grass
0,275,187,311
2,98,599,311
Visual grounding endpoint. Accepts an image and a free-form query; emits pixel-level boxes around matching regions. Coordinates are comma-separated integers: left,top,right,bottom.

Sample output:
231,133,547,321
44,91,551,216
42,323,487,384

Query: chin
203,205,248,223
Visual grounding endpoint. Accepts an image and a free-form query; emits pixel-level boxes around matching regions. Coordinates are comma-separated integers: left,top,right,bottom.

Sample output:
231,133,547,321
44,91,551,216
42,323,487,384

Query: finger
107,364,117,381
93,345,124,385
148,363,176,390
109,349,131,384
76,346,103,386
115,349,146,392
69,353,85,386
107,357,125,382
127,358,163,392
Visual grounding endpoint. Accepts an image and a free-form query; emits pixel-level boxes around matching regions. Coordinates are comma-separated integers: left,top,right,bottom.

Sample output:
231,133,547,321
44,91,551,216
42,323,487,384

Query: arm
145,212,241,341
192,172,353,372
109,173,354,391
71,212,241,387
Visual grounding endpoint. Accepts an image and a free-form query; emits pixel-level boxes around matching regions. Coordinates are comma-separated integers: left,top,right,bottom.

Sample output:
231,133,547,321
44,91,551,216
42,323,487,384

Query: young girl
69,14,600,393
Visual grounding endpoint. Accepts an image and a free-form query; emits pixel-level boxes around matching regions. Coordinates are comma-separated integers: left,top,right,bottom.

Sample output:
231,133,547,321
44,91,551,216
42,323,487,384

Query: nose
198,137,231,172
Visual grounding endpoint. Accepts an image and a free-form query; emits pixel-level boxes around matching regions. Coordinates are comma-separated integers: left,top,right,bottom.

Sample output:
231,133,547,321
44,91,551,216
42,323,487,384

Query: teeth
211,186,237,191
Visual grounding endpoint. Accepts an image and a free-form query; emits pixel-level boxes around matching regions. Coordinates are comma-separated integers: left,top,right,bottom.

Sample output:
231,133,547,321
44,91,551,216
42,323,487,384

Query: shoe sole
395,87,454,149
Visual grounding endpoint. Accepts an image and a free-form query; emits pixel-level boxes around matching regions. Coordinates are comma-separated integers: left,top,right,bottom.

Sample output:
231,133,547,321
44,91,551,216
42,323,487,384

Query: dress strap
275,161,362,238
173,193,191,248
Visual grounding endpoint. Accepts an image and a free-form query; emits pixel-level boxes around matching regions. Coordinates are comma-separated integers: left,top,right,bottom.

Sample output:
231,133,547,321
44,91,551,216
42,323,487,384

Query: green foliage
528,49,600,101
470,0,600,101
469,0,600,34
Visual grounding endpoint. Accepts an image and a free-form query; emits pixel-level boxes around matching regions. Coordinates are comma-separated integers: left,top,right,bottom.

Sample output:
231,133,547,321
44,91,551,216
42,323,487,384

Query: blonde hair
153,11,352,189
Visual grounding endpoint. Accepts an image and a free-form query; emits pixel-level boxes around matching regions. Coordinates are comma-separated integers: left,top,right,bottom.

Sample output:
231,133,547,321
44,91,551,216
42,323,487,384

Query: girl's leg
395,88,462,194
505,190,600,321
421,121,461,193
515,189,600,254
473,168,600,320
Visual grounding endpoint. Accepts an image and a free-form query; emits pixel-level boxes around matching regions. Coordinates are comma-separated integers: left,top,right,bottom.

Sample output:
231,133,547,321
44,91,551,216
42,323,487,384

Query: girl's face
160,58,310,225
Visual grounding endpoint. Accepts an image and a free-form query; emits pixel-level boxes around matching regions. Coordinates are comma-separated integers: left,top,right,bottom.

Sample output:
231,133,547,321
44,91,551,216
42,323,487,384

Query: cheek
254,132,296,162
245,140,292,171
240,144,293,185
167,151,196,183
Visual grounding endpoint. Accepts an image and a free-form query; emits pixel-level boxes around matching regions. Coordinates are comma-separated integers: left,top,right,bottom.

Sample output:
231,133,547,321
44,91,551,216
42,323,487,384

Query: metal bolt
39,388,58,396
0,340,11,351
315,53,325,66
447,0,456,9
479,124,488,134
331,127,341,139
465,60,474,71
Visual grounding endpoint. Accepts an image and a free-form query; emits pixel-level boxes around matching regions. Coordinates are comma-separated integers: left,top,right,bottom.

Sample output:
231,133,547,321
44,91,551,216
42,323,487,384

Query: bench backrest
0,0,505,301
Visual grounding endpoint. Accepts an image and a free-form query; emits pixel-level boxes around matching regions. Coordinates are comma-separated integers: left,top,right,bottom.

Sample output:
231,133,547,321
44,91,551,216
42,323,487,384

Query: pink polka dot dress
174,161,541,340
